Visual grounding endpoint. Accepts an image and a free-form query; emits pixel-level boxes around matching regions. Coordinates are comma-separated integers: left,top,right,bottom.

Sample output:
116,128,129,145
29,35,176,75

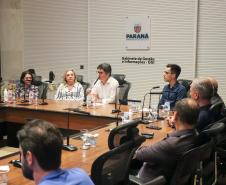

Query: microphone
112,85,124,113
140,92,150,124
148,86,160,109
93,77,99,86
141,86,161,124
72,108,90,115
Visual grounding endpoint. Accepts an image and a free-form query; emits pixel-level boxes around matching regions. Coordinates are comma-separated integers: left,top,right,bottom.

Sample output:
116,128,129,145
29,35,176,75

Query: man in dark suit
189,77,215,131
134,98,199,182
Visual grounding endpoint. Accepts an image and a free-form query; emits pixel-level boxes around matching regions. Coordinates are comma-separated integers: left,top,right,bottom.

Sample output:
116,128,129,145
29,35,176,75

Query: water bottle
86,94,92,107
29,91,34,104
34,96,38,105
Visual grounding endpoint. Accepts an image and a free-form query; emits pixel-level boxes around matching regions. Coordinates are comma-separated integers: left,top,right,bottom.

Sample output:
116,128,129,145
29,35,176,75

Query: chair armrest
129,175,166,185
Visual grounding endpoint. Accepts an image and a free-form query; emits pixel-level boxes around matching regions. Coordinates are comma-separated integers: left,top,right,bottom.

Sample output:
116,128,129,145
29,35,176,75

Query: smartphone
141,132,154,139
146,125,162,130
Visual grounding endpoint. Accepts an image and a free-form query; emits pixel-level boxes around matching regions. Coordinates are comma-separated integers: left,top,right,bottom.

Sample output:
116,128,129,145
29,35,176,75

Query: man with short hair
207,77,225,106
159,64,187,109
190,77,214,131
91,63,119,104
17,119,94,185
134,98,199,183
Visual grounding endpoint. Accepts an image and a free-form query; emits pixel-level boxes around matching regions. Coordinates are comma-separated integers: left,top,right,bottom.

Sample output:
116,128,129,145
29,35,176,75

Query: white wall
89,0,196,104
197,0,226,101
1,0,226,103
23,0,88,82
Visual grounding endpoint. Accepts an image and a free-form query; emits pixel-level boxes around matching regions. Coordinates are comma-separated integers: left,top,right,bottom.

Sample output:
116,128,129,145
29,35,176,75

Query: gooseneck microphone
141,92,150,124
93,77,99,86
141,86,161,124
112,85,123,114
148,86,160,109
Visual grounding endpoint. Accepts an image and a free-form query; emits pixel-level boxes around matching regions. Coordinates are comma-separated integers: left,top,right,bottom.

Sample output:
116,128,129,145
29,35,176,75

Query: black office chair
91,136,145,185
178,79,192,93
76,75,90,101
108,119,142,150
112,74,131,105
129,141,210,185
32,75,43,86
199,122,225,185
45,71,55,83
209,102,225,122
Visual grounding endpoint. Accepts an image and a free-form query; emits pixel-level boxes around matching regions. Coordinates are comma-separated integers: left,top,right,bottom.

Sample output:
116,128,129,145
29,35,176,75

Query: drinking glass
80,129,90,150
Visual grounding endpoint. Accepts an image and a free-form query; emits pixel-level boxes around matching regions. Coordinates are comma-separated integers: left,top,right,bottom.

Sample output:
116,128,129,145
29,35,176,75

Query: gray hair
191,78,213,100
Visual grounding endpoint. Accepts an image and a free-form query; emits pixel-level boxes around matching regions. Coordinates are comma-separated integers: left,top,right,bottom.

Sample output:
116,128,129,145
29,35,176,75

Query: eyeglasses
97,71,104,74
24,77,32,80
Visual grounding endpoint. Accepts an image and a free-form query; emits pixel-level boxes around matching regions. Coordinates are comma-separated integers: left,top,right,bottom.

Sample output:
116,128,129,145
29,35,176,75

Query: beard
22,159,34,180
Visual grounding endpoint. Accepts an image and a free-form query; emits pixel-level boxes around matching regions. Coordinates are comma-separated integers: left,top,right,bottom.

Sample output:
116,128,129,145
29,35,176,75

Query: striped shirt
55,82,84,101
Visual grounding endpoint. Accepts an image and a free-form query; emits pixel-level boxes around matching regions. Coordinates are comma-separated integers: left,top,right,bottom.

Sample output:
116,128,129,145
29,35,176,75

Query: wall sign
125,16,151,50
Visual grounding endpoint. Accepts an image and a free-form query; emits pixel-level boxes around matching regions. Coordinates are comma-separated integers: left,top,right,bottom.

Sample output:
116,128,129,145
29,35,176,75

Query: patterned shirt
16,83,39,100
55,82,84,101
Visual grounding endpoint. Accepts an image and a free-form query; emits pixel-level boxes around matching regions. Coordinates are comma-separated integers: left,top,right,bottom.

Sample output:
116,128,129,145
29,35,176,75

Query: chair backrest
201,121,225,136
112,74,131,105
91,136,145,185
170,140,214,185
38,82,48,99
209,102,224,122
108,119,142,150
178,79,192,92
32,75,42,86
76,75,83,83
49,71,55,83
76,75,90,101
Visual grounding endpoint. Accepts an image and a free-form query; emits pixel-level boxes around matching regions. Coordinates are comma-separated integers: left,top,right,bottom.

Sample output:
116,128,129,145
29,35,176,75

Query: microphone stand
112,85,123,113
140,92,150,124
116,102,122,127
62,111,78,151
21,84,29,103
39,82,48,105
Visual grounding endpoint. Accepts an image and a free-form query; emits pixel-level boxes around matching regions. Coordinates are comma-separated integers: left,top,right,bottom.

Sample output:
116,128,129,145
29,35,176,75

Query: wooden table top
0,120,173,185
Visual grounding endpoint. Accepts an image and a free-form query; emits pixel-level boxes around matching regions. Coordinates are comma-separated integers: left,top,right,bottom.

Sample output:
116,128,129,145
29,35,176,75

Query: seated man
17,119,94,185
91,63,119,104
134,98,199,183
189,77,215,131
208,77,225,107
159,64,187,109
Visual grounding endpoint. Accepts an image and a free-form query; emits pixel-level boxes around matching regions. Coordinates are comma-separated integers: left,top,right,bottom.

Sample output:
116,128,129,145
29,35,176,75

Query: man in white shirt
91,63,119,104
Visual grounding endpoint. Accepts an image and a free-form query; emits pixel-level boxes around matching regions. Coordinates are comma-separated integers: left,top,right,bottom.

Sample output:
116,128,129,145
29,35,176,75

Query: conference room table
0,99,173,185
0,99,125,130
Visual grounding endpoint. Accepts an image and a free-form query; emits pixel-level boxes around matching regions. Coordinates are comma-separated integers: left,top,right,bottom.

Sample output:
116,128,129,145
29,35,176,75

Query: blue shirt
39,168,94,185
159,82,187,109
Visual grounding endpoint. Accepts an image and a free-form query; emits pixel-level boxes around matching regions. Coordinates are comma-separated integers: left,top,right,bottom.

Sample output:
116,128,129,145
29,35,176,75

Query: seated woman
16,70,39,102
55,69,84,101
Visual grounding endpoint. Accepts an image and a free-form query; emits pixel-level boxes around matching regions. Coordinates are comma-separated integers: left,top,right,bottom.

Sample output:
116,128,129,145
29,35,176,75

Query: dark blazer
135,129,198,182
